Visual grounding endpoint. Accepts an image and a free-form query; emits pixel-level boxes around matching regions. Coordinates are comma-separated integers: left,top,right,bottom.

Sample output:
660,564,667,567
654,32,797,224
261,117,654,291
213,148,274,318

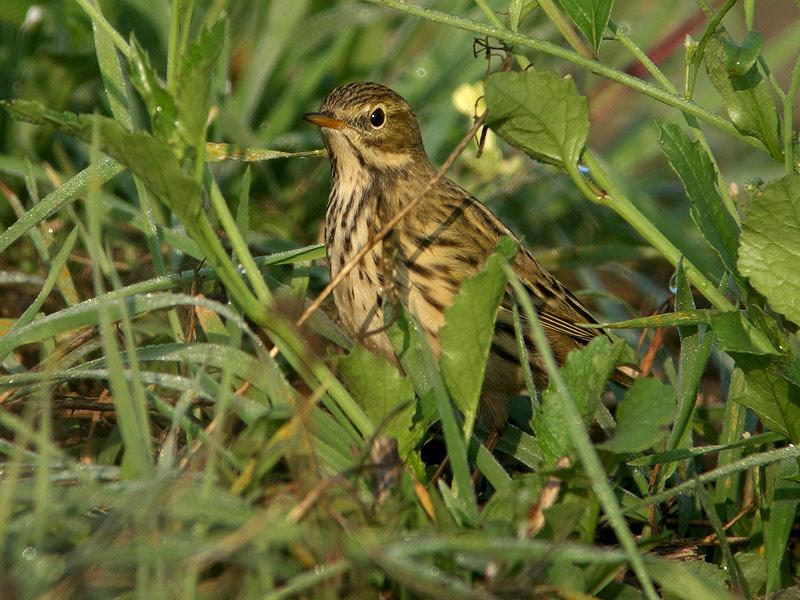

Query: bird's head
304,82,428,172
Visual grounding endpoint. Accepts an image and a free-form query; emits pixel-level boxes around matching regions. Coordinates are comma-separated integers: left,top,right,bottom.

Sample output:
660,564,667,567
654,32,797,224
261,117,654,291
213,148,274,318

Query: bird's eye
369,107,386,128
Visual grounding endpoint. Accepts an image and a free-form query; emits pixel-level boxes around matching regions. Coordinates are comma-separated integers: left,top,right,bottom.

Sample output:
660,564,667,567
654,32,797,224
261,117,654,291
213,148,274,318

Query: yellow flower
451,82,523,178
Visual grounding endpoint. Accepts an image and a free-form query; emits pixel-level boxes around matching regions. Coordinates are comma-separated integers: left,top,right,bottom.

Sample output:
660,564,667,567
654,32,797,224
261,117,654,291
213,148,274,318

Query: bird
304,81,619,433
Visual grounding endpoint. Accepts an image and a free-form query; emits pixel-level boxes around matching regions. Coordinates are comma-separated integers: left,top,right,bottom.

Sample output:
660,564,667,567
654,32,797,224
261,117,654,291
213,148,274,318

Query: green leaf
764,459,800,595
439,238,516,439
657,262,713,484
175,20,225,147
386,304,478,521
629,432,784,466
598,309,715,329
508,0,525,31
339,346,416,456
386,305,439,433
128,36,179,143
656,122,740,280
648,558,735,600
704,34,782,160
556,0,614,53
534,336,624,465
710,311,781,355
729,354,800,442
735,552,766,597
722,31,764,77
485,69,589,168
738,173,800,326
600,379,675,454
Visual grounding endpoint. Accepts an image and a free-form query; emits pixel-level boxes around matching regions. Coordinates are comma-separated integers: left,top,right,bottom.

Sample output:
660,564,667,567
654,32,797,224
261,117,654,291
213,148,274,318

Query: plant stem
74,0,131,59
575,153,735,313
207,174,272,304
472,0,503,29
536,0,595,59
366,0,768,154
686,0,737,98
784,52,800,174
167,0,182,94
631,444,800,509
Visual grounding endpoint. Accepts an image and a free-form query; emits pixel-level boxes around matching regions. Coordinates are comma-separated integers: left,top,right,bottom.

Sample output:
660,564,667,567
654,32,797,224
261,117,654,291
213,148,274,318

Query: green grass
1,0,799,597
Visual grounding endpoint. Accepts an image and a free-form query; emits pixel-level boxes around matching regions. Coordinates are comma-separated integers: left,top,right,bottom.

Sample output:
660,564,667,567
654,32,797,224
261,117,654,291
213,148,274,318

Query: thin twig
698,501,753,545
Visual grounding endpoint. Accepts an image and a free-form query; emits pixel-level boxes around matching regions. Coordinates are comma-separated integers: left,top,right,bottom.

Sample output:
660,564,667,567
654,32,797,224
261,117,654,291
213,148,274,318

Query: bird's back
325,172,605,429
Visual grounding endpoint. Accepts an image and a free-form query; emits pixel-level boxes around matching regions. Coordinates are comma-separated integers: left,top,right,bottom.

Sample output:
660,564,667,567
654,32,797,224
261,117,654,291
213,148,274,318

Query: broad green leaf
485,69,589,168
656,122,740,280
440,238,516,439
729,354,800,442
481,472,547,523
738,173,800,326
600,378,674,454
534,336,625,465
339,346,416,456
711,311,780,354
722,31,764,77
764,459,800,595
711,311,781,355
557,0,614,53
494,424,543,468
704,34,782,160
546,560,587,593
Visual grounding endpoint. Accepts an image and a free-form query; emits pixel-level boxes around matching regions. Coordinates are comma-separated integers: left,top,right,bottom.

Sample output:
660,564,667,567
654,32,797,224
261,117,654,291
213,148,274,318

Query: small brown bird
305,82,612,432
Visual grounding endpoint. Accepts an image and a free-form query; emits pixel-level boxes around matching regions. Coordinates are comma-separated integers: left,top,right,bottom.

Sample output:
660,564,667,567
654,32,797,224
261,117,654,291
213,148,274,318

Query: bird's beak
303,112,346,130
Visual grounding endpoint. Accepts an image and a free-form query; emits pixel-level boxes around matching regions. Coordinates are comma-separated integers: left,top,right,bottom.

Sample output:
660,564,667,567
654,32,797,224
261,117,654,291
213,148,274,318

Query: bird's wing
442,184,600,344
511,246,601,344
